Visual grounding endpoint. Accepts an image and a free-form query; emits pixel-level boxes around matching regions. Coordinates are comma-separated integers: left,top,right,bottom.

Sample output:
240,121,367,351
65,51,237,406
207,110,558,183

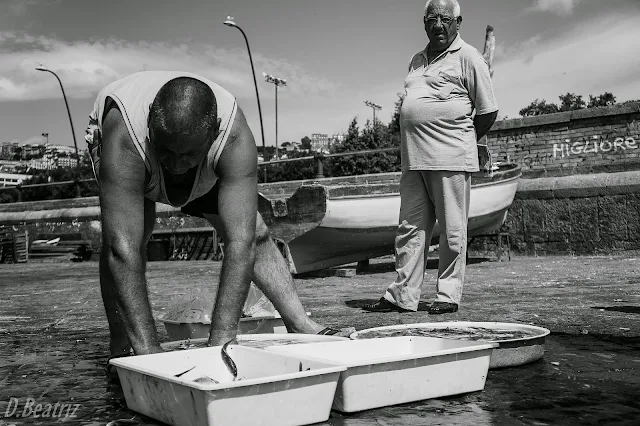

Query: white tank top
89,71,237,206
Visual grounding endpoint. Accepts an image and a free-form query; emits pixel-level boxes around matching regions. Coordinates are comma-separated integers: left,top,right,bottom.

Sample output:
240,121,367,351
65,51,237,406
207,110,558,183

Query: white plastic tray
162,312,312,340
160,333,349,351
350,322,550,369
267,336,498,413
110,344,346,426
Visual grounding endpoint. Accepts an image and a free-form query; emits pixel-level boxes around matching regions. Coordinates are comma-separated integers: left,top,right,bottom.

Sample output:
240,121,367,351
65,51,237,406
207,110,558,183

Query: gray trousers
384,170,471,310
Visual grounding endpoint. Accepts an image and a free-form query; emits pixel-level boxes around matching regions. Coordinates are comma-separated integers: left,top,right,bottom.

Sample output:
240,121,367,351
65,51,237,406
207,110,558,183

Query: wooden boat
259,163,522,274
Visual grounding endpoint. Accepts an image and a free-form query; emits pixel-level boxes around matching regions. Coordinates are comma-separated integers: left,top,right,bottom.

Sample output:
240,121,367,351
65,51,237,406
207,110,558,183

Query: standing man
86,71,351,365
363,0,498,314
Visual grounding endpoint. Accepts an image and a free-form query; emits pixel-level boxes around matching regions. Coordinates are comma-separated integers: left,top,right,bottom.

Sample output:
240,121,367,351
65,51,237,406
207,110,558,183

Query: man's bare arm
207,107,258,346
474,111,498,141
99,106,161,354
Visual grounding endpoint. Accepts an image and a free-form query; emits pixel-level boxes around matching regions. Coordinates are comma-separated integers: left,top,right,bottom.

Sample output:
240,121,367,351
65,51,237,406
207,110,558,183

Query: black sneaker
362,298,412,313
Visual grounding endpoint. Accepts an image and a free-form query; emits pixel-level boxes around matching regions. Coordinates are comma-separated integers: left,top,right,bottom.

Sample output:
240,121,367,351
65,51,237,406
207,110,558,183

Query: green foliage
588,92,616,108
558,92,586,112
328,116,400,177
519,92,619,117
519,99,559,116
300,136,311,150
258,150,316,184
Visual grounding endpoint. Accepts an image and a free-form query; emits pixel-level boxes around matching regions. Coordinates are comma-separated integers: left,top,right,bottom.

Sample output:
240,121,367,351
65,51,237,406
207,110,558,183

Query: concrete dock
0,254,639,425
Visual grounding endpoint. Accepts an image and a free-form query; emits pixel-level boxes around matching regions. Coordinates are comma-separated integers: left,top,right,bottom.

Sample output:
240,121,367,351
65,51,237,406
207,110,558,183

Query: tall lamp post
36,65,81,197
263,72,287,161
223,17,268,181
364,100,382,143
35,65,79,167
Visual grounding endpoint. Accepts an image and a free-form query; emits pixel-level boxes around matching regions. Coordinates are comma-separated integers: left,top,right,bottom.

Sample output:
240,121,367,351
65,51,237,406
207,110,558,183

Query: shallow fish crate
162,312,314,340
109,345,346,426
267,336,498,413
161,333,348,351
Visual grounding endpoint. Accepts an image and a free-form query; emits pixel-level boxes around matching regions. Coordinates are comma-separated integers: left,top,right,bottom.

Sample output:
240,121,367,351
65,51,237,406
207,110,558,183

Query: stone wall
492,171,640,256
487,102,640,178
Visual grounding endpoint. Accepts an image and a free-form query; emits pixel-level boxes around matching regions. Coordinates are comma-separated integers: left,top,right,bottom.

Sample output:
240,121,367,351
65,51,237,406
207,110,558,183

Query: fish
221,339,238,380
194,376,220,384
174,366,195,377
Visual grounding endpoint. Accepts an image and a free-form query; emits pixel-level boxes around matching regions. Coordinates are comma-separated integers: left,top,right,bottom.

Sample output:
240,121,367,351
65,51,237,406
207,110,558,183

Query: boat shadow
354,256,493,276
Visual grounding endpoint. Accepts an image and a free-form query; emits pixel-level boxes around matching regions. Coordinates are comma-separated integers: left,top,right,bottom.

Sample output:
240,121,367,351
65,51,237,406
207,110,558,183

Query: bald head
149,77,218,146
149,76,220,175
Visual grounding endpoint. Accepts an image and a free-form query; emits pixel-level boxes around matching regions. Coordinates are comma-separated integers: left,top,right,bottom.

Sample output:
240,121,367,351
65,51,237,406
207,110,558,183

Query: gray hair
424,0,461,17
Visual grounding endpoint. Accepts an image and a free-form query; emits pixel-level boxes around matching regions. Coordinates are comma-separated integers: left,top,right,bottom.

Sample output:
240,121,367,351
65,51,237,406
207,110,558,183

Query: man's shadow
354,256,491,276
344,299,432,311
344,256,491,311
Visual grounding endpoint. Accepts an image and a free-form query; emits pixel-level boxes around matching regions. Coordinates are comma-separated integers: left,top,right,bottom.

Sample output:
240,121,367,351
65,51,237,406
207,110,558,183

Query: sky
1,0,639,149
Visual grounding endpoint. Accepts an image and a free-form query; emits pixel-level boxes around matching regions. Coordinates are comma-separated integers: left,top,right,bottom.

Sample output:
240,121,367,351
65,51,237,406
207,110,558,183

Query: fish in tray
174,339,241,384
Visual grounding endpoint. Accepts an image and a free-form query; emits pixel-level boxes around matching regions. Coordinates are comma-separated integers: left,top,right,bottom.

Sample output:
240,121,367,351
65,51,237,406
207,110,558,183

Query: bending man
86,71,351,363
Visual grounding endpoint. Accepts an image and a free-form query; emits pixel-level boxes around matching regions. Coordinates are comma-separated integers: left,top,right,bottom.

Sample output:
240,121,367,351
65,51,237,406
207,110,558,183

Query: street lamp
223,16,268,174
364,100,382,143
35,65,79,168
263,72,287,161
41,133,49,145
363,100,382,126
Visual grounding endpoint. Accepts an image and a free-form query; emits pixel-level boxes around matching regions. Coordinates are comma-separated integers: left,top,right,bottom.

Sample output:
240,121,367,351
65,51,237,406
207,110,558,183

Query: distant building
329,133,347,146
0,142,19,160
21,144,46,159
0,160,22,173
56,156,78,168
311,133,330,153
0,172,32,187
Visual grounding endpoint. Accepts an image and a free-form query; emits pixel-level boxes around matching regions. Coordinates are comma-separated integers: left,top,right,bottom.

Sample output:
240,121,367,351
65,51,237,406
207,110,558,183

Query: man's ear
456,15,462,30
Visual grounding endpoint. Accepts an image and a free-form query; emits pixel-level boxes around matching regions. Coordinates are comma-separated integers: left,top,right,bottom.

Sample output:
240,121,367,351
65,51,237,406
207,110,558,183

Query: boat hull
261,164,521,274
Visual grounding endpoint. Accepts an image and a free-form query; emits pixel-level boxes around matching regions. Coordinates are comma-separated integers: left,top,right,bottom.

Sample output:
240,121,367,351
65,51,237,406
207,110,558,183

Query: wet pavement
1,255,639,425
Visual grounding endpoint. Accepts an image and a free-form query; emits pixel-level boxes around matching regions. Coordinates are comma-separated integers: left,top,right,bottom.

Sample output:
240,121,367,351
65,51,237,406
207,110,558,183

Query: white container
267,336,498,413
162,312,313,340
160,333,349,351
350,322,550,369
110,345,346,426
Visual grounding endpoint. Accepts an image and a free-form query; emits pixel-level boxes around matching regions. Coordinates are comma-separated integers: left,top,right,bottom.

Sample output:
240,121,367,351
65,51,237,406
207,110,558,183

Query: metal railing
0,147,401,202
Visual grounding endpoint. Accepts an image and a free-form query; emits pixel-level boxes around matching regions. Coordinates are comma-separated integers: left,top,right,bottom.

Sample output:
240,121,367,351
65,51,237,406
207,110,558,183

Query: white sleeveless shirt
89,71,237,206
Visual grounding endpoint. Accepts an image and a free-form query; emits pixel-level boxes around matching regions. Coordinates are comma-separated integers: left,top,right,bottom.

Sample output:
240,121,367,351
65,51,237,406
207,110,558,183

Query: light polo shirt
400,35,498,172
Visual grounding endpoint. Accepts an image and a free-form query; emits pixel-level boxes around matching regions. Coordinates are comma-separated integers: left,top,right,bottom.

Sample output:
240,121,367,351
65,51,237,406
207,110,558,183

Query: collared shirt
400,35,498,172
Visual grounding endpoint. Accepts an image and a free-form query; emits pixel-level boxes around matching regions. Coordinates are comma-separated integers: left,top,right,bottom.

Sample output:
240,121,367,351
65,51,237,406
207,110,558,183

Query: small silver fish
194,376,220,384
221,339,238,380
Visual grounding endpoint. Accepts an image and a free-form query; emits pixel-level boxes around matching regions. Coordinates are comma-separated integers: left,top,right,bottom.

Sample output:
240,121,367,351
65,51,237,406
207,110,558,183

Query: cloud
3,0,60,17
527,0,582,16
492,11,640,118
0,32,341,103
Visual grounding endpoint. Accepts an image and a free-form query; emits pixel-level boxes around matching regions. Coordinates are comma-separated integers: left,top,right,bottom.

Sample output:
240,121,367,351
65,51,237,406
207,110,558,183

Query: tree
328,117,400,177
588,92,616,108
300,136,311,150
558,92,586,112
519,99,559,117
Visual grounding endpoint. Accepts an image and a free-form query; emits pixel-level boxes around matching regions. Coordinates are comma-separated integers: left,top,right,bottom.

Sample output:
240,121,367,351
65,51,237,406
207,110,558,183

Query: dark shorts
180,184,220,218
86,118,220,219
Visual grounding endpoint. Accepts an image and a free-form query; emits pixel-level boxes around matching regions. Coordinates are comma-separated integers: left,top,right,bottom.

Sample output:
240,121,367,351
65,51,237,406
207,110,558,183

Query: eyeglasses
425,16,455,26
